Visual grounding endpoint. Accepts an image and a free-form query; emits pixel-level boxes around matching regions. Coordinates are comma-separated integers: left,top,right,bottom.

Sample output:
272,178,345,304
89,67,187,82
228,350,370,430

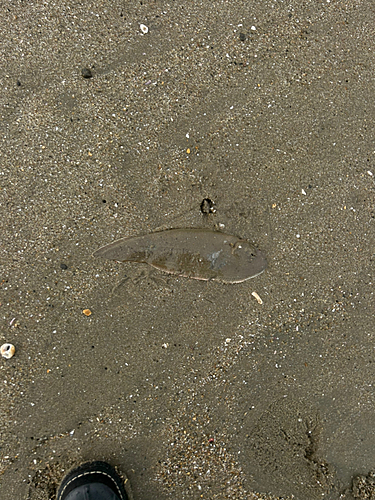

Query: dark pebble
81,68,93,79
16,80,21,86
60,263,68,270
200,198,216,214
239,33,246,41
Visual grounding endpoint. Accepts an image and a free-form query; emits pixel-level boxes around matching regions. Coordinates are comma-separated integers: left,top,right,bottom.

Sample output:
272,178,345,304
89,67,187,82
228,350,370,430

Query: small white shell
1,343,15,359
251,291,263,305
140,24,149,34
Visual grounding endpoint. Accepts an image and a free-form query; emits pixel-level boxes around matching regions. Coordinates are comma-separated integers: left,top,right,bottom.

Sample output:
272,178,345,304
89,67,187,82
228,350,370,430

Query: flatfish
93,228,267,284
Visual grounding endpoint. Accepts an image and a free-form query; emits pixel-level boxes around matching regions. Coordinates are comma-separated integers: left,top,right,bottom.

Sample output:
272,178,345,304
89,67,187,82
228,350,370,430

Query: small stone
1,344,15,359
16,80,21,86
81,68,93,79
83,309,92,316
60,263,68,270
200,198,216,215
140,24,148,34
239,33,246,41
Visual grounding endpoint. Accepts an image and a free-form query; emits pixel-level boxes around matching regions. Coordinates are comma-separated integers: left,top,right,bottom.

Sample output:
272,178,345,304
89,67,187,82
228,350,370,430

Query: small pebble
81,68,93,79
239,33,246,41
140,24,148,34
1,343,15,359
200,198,216,215
60,263,68,270
83,309,92,316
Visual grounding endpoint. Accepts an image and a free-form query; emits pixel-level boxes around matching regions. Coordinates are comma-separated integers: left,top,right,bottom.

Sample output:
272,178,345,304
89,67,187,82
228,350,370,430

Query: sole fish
93,228,267,284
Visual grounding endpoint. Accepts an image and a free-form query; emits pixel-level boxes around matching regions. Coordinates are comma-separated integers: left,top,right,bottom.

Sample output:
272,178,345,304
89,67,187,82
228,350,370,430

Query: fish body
93,228,267,284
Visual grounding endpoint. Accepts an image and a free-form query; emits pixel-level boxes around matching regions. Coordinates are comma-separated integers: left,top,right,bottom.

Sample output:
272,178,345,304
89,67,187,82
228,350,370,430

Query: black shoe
57,461,133,500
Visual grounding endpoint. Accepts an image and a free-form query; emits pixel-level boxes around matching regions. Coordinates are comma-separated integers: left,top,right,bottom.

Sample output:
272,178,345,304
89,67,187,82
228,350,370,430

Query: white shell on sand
1,343,15,359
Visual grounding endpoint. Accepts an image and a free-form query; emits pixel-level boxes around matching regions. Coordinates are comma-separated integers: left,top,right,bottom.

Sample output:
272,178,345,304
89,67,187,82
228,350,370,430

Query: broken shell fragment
140,24,148,34
251,291,263,304
1,343,15,359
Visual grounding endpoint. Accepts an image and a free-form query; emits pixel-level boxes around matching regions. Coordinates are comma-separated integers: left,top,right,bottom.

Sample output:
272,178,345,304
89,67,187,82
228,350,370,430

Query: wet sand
1,1,375,499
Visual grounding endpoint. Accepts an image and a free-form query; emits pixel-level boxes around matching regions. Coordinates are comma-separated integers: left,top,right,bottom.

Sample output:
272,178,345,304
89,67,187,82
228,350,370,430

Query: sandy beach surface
1,1,375,499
